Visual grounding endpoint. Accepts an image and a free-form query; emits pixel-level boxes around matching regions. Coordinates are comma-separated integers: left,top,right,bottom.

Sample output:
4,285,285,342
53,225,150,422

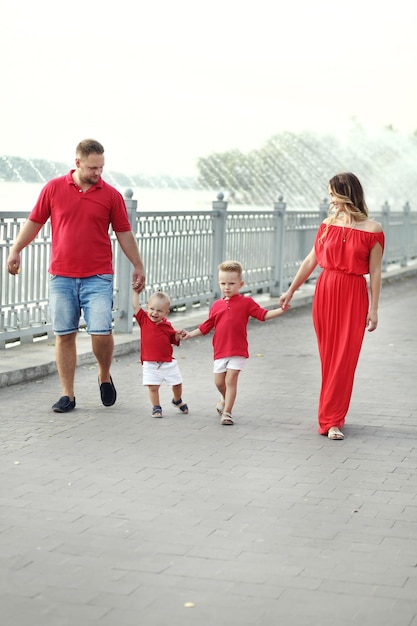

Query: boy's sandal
220,411,234,425
172,398,189,414
152,405,163,418
216,398,225,415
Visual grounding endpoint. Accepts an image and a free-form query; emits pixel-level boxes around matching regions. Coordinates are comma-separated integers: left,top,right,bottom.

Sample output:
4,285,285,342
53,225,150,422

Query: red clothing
312,224,385,434
198,294,268,359
29,171,132,277
135,308,179,363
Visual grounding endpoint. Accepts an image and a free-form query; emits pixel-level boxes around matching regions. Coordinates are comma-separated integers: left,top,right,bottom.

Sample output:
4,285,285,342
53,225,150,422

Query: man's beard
82,174,100,185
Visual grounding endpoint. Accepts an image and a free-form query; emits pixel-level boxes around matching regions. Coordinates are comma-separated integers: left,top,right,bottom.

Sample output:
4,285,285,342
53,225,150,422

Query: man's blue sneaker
52,396,76,413
99,376,117,407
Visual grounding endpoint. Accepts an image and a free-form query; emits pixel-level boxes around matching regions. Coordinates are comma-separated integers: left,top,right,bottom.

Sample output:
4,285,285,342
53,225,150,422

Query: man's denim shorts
49,274,114,335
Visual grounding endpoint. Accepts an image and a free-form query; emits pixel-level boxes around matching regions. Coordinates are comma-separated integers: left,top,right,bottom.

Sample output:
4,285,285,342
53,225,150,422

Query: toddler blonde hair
148,291,171,307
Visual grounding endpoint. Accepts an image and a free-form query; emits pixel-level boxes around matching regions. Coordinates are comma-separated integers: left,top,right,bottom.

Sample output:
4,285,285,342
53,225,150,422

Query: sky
1,0,417,177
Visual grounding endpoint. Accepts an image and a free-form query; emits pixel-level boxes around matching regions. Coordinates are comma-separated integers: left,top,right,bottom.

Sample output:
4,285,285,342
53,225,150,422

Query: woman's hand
366,310,378,332
278,291,293,311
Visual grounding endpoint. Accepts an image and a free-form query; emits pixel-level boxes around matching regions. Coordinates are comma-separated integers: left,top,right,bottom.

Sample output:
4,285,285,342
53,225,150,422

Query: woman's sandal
152,405,163,418
172,398,189,414
220,411,234,425
216,398,225,415
328,426,344,440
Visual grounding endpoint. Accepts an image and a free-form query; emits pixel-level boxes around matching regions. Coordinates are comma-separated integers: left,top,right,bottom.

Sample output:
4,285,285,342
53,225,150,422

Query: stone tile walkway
1,273,416,625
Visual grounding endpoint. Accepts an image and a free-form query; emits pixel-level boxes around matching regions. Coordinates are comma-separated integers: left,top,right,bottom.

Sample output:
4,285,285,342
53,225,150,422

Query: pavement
1,265,417,626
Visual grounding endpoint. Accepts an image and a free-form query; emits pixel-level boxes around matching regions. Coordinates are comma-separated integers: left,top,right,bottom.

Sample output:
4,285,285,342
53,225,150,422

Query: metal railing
1,191,416,348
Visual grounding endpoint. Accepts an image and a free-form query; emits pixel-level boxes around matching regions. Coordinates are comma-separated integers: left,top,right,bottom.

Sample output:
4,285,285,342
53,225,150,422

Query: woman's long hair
320,172,369,241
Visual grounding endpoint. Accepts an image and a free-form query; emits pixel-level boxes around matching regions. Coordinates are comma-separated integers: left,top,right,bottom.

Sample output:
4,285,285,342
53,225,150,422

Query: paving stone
0,271,416,625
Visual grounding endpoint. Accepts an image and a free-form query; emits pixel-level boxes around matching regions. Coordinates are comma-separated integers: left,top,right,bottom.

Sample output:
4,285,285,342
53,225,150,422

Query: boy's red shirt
198,294,267,359
135,308,179,363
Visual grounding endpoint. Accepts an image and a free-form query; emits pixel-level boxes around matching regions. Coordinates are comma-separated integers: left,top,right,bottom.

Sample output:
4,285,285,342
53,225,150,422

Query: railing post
211,192,228,301
401,201,411,267
319,198,329,221
114,189,137,333
380,201,390,272
271,195,287,296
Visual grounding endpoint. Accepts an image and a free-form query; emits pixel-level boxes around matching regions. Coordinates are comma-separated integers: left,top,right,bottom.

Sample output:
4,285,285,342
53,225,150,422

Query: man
7,139,145,413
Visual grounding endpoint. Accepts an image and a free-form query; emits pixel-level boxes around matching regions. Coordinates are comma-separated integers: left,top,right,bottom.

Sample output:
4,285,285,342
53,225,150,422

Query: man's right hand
7,251,21,275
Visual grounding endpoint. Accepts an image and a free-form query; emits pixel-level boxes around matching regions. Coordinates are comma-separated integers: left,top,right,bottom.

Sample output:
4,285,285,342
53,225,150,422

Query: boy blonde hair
218,260,243,278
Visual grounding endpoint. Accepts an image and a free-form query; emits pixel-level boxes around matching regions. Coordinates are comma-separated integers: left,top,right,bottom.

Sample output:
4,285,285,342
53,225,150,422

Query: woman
279,173,384,440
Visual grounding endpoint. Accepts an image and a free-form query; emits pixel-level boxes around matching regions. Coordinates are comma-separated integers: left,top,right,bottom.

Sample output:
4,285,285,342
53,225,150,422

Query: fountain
196,126,417,210
1,125,416,211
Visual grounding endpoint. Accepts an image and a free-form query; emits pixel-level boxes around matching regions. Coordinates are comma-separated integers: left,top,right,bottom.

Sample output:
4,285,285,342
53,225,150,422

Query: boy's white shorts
142,360,183,386
213,356,247,374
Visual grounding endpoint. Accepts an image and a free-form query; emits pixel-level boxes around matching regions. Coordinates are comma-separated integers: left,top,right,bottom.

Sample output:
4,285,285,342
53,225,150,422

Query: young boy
132,291,188,418
181,260,286,425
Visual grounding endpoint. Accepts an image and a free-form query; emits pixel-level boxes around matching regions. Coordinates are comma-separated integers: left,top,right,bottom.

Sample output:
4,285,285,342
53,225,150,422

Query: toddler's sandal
216,398,225,415
152,405,163,418
172,398,189,414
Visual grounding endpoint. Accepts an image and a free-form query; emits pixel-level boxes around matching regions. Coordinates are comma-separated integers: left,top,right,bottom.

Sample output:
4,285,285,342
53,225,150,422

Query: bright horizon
1,0,416,177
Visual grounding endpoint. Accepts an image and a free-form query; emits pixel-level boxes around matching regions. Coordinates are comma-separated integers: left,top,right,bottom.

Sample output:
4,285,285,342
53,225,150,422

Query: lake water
0,181,221,214
0,181,298,215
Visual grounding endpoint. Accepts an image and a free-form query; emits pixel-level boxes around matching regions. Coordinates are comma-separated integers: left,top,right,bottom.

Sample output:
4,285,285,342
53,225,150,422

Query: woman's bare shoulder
363,218,383,233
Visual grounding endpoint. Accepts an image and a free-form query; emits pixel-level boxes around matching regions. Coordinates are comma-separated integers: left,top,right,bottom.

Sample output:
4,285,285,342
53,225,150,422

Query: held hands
178,329,191,340
132,267,146,293
278,290,293,311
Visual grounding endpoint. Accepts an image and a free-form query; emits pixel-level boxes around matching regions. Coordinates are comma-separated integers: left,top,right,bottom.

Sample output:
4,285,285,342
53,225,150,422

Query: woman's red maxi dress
312,223,385,435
